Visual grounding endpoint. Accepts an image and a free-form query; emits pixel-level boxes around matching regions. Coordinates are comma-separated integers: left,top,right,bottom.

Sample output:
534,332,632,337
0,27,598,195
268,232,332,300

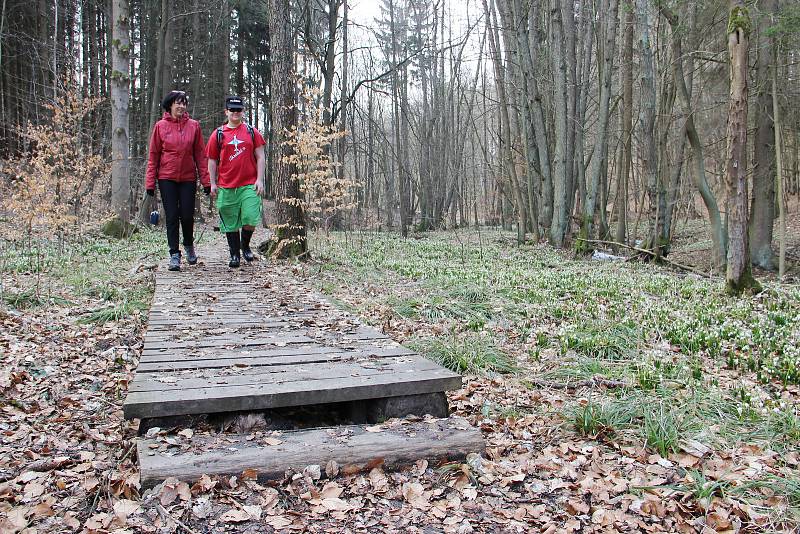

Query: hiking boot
185,245,197,265
226,231,241,268
241,229,255,262
168,252,181,271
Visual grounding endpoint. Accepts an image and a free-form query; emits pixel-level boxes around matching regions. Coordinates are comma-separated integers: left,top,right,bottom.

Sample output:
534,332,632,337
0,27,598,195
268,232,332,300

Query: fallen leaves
2,232,799,534
158,477,191,506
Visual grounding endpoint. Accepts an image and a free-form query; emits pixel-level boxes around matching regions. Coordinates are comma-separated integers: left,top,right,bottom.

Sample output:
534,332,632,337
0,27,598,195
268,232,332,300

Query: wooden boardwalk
123,243,462,421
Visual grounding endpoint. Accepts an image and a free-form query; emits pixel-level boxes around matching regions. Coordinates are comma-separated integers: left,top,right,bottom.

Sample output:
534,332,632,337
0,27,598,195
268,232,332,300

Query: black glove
146,189,155,197
203,186,211,196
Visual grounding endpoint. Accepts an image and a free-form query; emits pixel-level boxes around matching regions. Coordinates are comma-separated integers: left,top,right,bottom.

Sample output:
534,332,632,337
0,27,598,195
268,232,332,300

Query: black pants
158,180,197,255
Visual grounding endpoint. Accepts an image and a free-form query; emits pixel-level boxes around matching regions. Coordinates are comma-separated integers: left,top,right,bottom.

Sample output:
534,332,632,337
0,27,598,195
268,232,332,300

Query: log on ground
137,417,484,488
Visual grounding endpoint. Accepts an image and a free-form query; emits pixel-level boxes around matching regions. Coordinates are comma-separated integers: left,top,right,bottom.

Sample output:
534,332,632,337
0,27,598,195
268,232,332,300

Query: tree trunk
614,5,633,249
337,0,348,185
549,0,569,246
579,0,618,252
748,0,777,270
485,0,526,243
772,47,785,279
267,0,307,258
724,1,760,294
637,0,662,257
111,0,131,223
150,0,168,128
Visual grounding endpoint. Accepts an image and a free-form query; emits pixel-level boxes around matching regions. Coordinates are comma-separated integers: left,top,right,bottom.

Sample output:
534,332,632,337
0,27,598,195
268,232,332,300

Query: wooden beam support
137,417,484,488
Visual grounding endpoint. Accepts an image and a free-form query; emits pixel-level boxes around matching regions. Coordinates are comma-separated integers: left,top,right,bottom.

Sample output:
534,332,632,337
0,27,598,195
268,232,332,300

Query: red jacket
145,112,210,190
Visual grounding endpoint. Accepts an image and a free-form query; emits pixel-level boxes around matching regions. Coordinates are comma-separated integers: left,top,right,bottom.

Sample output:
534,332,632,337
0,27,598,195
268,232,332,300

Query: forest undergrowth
306,226,800,532
0,220,798,533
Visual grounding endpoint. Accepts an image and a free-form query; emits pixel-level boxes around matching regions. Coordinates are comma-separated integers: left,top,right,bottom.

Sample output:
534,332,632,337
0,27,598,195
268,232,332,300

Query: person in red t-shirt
205,96,266,268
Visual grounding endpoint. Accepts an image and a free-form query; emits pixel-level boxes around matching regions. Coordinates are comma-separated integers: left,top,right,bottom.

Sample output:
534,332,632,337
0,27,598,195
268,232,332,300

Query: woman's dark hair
161,90,188,112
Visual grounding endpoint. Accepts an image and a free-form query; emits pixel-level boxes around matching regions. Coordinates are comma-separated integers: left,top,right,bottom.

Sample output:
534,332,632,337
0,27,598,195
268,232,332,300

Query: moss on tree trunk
101,216,138,238
258,226,309,260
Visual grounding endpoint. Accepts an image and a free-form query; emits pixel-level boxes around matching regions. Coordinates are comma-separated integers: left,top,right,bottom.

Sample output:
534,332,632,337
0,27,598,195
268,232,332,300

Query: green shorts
216,185,262,233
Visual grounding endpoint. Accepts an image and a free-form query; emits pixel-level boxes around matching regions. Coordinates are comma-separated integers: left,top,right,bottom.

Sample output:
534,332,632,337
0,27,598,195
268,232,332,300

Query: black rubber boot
226,232,241,268
241,229,255,262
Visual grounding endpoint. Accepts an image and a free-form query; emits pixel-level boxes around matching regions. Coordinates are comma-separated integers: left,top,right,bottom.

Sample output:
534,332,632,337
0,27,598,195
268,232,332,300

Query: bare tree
724,0,760,294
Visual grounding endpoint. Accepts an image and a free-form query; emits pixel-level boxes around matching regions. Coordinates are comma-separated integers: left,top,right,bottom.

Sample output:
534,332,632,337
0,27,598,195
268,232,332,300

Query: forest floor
0,215,799,533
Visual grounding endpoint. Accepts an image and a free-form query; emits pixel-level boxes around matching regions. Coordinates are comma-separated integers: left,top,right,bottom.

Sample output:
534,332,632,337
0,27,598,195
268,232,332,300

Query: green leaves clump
411,334,516,375
562,322,639,360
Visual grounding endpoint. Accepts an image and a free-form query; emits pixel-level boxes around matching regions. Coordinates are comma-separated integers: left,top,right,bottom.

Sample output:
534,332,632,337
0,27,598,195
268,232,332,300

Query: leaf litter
1,229,798,533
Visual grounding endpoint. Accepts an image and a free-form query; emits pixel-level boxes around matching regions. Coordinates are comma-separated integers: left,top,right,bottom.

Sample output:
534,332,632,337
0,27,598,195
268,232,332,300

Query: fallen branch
527,376,630,390
155,503,201,534
576,238,712,278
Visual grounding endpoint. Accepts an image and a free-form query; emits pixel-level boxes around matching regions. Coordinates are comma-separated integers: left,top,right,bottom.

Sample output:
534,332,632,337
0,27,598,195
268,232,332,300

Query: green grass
1,229,162,318
573,400,633,439
78,298,148,324
410,333,517,375
308,229,800,467
643,403,683,457
562,322,640,360
679,469,731,502
309,230,800,385
1,288,72,309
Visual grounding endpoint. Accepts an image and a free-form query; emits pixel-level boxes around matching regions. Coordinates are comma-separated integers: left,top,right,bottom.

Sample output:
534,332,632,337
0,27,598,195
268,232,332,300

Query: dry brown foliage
1,89,110,237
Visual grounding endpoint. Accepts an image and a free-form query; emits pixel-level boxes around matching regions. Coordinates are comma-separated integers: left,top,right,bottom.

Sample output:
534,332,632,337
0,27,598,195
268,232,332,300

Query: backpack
215,123,256,159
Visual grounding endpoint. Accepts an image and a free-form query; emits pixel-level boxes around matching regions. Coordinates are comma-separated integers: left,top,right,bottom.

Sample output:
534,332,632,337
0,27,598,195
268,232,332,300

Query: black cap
225,96,245,111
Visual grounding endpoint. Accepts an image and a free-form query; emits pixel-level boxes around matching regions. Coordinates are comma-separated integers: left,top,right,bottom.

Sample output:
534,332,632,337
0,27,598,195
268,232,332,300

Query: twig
576,238,712,278
155,503,201,534
527,376,630,390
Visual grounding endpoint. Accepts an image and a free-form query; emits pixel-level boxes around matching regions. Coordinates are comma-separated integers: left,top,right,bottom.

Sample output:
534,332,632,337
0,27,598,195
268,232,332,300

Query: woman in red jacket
145,90,211,271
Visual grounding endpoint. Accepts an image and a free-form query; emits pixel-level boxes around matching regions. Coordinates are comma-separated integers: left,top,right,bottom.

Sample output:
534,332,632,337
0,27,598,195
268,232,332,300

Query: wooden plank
142,333,388,352
143,325,383,343
128,356,444,393
138,339,401,361
135,347,416,372
140,333,314,350
145,319,309,330
123,368,461,419
137,417,484,488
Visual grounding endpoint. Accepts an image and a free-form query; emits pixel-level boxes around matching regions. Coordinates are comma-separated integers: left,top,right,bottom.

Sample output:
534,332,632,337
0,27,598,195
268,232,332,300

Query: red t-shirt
205,123,266,189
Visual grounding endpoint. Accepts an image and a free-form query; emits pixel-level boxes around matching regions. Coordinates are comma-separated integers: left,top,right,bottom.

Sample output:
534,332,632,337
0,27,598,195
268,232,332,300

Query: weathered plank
129,355,444,393
138,339,403,361
137,417,484,488
123,367,461,419
136,347,416,372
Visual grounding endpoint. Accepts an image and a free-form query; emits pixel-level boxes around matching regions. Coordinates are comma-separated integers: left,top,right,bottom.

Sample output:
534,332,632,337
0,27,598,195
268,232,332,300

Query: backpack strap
246,124,256,161
215,127,224,157
216,124,257,160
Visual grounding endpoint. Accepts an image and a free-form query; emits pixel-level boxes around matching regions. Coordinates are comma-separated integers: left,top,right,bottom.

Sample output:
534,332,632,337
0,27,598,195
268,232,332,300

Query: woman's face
170,98,187,118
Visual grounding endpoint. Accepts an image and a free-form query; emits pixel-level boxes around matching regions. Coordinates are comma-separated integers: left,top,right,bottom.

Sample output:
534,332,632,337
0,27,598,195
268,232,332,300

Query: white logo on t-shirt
227,134,247,161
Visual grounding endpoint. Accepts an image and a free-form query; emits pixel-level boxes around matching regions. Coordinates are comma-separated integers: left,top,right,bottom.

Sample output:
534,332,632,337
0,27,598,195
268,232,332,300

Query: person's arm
208,159,218,199
254,145,265,196
144,123,162,193
193,122,211,189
